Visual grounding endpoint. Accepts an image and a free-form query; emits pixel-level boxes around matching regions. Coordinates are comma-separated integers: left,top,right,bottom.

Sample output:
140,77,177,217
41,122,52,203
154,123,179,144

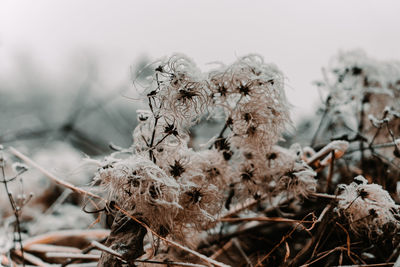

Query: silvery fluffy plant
335,175,400,241
311,50,400,198
93,54,317,262
314,49,400,148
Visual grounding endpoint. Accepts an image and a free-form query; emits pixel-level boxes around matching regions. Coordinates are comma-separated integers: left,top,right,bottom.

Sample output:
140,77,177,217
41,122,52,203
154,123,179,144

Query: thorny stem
0,151,25,266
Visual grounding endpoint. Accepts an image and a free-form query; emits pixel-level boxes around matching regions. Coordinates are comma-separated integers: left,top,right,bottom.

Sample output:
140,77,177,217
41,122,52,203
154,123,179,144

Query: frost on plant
94,155,182,235
92,53,309,257
311,50,400,193
209,54,290,152
314,50,400,147
335,176,400,240
3,50,400,266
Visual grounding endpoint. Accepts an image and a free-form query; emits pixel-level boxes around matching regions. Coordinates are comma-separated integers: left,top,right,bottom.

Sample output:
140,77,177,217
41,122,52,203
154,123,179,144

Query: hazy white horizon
1,0,400,122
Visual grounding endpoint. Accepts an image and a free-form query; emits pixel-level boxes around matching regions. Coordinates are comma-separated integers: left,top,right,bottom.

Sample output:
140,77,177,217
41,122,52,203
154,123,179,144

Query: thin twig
92,241,208,267
209,95,243,149
22,229,110,249
358,94,366,170
333,263,395,267
13,250,49,267
310,192,344,200
9,147,101,200
65,263,98,267
210,240,233,260
394,251,400,267
61,243,98,267
232,238,253,267
317,205,331,223
45,252,100,260
301,247,342,267
372,151,400,170
326,150,335,192
219,217,314,224
149,115,160,162
0,149,25,266
335,222,354,262
221,194,269,219
346,141,398,154
311,95,331,148
25,244,81,254
91,240,125,261
255,214,315,267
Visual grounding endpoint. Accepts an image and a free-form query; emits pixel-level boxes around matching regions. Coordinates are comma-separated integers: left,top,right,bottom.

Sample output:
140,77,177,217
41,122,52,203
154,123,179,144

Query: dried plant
335,175,400,240
1,50,399,267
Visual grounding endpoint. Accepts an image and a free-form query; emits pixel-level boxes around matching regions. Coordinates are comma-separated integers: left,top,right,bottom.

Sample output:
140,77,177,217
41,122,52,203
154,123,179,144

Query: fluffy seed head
335,175,400,240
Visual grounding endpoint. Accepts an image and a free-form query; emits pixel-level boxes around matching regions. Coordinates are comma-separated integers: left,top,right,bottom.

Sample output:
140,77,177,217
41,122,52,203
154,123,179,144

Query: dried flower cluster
208,54,290,151
314,50,400,147
2,50,399,267
335,175,400,240
324,50,400,106
95,156,181,235
94,54,317,244
311,50,400,199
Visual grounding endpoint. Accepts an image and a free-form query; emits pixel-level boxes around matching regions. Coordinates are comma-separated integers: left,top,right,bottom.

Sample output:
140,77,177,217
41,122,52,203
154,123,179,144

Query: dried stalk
9,147,101,200
1,149,25,266
92,240,209,267
13,250,49,267
22,229,110,249
219,217,314,224
45,252,100,260
25,244,81,254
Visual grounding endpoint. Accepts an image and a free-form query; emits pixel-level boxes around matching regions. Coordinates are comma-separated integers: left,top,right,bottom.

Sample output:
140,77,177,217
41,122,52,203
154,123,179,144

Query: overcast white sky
1,0,400,121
